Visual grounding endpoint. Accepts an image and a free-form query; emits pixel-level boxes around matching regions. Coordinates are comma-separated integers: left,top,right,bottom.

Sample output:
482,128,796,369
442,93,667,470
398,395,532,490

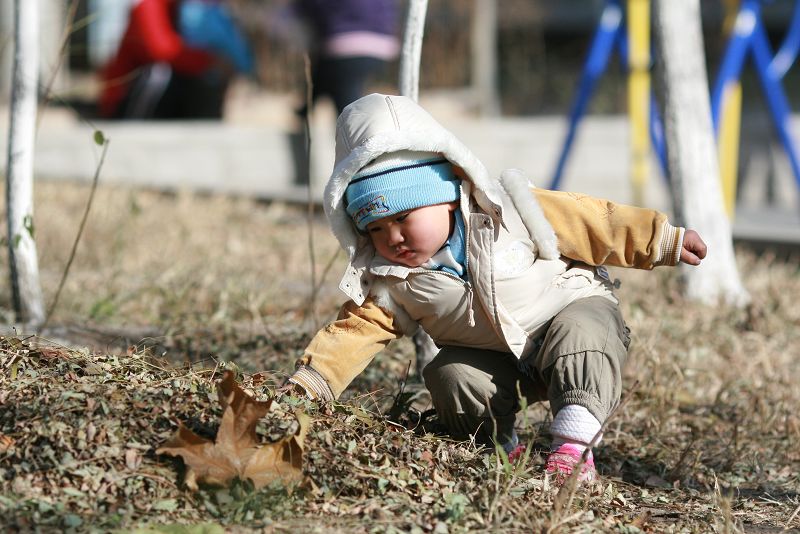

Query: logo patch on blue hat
352,195,390,227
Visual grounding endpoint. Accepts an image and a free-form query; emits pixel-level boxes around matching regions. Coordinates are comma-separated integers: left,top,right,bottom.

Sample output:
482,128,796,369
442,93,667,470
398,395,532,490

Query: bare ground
1,182,799,533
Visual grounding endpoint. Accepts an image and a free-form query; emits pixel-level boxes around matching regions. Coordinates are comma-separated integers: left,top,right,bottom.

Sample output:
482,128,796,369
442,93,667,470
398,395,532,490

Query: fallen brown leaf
157,370,308,490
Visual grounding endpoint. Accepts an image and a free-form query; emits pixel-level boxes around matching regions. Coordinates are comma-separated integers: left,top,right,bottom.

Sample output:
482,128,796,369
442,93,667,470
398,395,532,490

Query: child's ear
452,165,468,179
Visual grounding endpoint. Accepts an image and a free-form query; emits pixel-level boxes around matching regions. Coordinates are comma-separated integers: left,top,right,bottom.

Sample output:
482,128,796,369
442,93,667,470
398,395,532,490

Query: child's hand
275,380,307,398
680,229,707,266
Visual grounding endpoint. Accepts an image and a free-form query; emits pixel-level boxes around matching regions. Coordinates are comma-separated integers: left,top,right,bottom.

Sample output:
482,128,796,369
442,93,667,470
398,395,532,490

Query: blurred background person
289,0,401,183
294,0,401,117
98,0,254,120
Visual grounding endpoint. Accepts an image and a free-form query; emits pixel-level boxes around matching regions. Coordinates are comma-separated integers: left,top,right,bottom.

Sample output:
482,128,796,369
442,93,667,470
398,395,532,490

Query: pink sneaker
507,443,527,464
545,443,596,484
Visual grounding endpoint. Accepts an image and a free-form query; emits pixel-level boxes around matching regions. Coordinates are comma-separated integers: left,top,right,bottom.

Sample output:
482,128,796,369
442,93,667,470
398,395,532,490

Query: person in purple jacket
289,0,401,185
295,0,401,116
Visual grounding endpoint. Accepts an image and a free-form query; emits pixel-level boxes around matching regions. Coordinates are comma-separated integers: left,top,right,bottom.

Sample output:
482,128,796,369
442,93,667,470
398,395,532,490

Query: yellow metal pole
627,0,650,207
718,83,742,217
718,0,742,218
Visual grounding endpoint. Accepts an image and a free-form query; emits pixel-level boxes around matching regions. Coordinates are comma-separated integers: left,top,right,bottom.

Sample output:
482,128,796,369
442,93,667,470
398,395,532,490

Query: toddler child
284,93,707,482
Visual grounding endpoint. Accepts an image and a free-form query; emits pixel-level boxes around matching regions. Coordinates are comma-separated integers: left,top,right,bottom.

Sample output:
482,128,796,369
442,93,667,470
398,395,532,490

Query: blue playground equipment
711,0,800,197
552,0,800,208
549,0,668,192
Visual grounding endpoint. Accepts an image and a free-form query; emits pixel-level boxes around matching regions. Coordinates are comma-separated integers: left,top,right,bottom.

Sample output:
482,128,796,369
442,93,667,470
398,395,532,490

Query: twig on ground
786,502,800,530
387,360,412,420
307,248,342,324
301,53,319,333
668,427,699,481
42,137,110,329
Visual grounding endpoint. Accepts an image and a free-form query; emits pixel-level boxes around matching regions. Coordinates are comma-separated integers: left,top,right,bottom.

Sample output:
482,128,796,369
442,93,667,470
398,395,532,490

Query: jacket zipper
465,282,475,327
403,268,477,328
462,205,475,327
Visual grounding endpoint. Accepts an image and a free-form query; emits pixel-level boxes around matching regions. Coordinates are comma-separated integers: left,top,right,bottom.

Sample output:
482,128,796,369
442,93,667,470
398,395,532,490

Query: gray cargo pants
422,296,631,446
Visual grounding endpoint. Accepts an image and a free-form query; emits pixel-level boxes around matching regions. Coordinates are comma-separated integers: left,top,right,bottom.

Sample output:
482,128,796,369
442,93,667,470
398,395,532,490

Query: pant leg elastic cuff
551,390,608,423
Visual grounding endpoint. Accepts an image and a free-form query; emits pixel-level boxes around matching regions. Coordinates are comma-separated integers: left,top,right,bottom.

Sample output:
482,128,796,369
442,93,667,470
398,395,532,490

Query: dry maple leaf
157,370,308,490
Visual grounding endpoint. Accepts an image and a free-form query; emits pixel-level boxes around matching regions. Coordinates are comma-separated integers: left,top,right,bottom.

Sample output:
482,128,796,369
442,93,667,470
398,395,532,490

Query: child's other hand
680,229,707,266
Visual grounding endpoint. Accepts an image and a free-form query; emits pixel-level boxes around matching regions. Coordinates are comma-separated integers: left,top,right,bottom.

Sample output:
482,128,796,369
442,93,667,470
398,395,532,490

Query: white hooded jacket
290,93,683,400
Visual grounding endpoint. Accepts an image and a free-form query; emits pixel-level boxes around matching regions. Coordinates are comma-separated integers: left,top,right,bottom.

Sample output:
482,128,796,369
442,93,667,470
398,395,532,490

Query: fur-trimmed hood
325,93,558,306
325,94,505,259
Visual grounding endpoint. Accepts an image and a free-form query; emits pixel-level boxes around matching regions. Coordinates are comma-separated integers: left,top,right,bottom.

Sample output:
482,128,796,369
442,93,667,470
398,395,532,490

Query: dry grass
1,182,799,532
2,182,345,348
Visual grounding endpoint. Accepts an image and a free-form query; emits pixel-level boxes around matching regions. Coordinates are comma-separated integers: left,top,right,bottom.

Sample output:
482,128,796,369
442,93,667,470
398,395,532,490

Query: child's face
366,202,458,267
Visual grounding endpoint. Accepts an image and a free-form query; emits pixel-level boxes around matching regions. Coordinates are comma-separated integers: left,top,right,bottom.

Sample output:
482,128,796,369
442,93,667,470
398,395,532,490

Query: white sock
550,404,602,452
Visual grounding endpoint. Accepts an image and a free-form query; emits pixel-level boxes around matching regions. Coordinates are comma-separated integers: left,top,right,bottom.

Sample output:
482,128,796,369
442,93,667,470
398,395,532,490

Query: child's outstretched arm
535,189,685,269
680,229,707,266
283,297,403,400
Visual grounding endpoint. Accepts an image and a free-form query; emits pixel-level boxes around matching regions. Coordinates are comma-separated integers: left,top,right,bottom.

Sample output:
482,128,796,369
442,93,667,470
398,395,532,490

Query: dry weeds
1,182,799,532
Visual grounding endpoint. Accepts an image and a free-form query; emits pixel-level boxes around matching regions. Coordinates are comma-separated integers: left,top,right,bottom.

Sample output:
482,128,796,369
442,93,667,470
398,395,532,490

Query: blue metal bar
549,0,623,190
649,93,669,178
750,9,800,190
770,0,800,79
711,0,758,133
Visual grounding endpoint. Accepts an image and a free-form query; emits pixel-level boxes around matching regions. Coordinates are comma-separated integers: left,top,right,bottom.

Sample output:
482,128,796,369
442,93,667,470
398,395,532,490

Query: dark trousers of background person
292,56,387,184
116,63,229,120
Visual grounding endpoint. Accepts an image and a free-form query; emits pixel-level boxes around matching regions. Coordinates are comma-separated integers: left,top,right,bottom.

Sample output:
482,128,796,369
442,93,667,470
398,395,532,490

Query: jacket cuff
654,222,684,267
288,365,335,401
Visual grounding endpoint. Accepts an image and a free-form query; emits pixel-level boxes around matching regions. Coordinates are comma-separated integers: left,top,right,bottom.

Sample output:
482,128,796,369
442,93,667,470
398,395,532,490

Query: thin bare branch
301,53,319,332
42,137,110,329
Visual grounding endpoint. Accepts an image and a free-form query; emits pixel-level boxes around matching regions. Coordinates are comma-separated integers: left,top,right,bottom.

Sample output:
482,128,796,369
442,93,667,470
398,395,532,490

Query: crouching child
282,93,708,483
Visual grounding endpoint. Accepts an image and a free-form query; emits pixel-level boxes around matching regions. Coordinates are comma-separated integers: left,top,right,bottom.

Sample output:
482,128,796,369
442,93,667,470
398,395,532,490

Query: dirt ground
1,182,799,532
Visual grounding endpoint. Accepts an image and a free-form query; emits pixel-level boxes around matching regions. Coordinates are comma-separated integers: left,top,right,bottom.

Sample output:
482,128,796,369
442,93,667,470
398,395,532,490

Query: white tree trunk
652,0,749,306
6,0,45,327
399,0,428,102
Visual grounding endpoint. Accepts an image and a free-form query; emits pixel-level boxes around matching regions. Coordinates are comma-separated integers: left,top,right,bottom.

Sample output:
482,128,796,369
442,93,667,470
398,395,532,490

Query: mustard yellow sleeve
288,297,402,400
534,189,684,269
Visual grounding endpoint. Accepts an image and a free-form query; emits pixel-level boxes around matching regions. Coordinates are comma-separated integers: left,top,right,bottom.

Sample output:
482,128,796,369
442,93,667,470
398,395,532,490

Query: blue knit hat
345,151,461,231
